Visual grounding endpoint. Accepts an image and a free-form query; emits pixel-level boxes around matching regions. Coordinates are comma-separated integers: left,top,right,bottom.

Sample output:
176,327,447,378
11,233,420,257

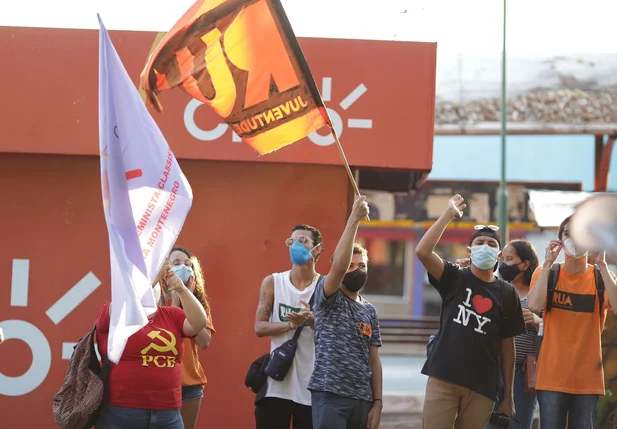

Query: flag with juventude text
98,16,193,364
140,0,329,155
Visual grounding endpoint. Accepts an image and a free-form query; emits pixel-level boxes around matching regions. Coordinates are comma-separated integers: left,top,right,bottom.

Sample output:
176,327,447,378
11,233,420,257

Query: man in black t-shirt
416,195,526,429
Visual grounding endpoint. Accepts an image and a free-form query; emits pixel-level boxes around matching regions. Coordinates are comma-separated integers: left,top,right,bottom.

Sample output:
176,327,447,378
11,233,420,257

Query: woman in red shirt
166,247,215,429
95,259,208,429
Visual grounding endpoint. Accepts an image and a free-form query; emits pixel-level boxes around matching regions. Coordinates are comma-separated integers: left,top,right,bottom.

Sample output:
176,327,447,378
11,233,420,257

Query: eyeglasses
474,225,499,231
285,236,315,247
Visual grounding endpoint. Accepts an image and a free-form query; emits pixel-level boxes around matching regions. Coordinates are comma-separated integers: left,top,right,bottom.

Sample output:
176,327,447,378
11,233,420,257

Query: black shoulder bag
245,278,321,395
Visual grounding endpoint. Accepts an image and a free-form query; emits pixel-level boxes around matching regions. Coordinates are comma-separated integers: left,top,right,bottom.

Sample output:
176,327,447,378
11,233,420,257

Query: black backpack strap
291,304,310,342
290,276,321,343
594,265,606,316
291,324,304,343
309,276,323,309
546,264,560,313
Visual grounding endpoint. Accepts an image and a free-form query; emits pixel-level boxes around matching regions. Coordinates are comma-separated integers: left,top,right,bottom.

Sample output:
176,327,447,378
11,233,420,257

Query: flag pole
330,126,361,197
328,125,370,221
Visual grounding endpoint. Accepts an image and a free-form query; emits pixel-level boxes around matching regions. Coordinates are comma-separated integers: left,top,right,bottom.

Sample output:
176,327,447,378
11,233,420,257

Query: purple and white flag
98,16,193,363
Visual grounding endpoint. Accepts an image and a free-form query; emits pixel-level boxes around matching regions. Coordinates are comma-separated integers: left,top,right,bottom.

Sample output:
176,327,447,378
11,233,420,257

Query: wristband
287,321,296,331
373,398,382,403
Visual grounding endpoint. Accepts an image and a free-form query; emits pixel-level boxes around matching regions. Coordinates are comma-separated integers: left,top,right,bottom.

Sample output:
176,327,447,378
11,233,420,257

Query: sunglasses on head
285,236,314,247
474,225,499,231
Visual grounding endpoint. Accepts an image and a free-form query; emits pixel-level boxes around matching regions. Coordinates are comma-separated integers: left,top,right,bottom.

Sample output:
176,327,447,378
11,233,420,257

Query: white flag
98,16,193,364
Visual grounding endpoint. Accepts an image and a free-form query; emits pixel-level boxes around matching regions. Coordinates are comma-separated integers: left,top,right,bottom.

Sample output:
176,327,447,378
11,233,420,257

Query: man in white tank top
254,224,324,429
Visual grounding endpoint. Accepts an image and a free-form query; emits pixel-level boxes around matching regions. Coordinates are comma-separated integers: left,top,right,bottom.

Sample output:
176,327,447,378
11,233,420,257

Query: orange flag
140,0,329,155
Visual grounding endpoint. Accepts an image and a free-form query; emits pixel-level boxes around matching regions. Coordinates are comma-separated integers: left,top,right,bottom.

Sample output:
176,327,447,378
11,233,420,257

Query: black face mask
342,269,368,292
498,262,522,282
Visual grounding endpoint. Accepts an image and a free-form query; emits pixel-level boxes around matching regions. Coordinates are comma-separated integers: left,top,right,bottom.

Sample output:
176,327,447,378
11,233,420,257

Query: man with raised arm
416,194,526,429
309,196,384,429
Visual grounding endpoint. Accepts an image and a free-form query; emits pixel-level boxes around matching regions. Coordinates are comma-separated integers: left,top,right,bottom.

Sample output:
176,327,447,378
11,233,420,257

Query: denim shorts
182,385,204,402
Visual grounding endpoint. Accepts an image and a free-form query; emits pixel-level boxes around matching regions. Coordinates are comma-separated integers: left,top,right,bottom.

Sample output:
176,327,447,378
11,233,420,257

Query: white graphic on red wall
0,259,101,396
452,288,492,334
184,77,372,147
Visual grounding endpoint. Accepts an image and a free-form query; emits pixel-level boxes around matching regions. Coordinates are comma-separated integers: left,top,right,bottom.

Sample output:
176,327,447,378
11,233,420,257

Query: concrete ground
381,414,422,429
380,353,426,429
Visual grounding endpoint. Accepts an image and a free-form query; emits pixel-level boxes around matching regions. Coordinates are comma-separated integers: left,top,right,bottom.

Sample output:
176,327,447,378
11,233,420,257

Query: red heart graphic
472,295,493,314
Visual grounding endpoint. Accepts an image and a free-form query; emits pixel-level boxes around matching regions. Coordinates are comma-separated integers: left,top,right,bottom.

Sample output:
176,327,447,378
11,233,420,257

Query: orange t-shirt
530,264,613,395
181,307,216,388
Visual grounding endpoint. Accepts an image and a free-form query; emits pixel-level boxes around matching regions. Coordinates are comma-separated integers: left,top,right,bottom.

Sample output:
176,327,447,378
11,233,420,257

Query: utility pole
498,0,509,244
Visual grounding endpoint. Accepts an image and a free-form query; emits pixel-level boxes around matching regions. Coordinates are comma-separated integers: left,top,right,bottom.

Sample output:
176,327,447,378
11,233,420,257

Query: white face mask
171,264,194,285
470,245,500,270
563,238,587,259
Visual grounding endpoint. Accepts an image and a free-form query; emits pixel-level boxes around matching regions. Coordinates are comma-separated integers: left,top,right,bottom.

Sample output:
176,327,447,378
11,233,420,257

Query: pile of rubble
435,88,617,125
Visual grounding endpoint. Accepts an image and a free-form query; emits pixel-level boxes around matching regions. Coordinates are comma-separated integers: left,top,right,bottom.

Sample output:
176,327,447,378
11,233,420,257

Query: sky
1,0,616,53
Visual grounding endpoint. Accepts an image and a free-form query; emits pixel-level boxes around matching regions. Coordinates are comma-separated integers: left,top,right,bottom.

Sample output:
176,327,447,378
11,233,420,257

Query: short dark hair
508,239,539,285
329,243,369,264
558,215,571,241
469,227,501,249
353,243,369,261
291,224,323,246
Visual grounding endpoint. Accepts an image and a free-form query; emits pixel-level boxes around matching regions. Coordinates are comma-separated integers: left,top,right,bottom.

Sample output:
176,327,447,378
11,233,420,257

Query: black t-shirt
421,260,526,400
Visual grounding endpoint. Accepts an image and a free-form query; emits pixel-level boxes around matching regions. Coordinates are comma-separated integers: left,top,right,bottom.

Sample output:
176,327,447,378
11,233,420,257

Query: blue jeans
181,385,204,402
486,365,537,429
537,390,599,429
311,391,373,429
95,405,184,429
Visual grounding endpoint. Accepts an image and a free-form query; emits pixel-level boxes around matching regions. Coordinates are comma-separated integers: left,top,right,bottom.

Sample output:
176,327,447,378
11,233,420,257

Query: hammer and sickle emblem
140,328,178,356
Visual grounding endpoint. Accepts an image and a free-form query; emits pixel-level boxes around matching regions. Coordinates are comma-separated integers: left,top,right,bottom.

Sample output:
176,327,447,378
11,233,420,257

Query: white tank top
265,270,318,406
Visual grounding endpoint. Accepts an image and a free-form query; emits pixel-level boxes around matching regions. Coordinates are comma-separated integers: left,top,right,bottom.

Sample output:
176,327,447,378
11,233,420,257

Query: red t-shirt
95,302,188,410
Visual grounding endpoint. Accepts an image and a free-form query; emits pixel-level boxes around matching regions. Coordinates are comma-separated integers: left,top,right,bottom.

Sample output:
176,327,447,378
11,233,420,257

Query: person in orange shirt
165,247,216,429
528,215,617,429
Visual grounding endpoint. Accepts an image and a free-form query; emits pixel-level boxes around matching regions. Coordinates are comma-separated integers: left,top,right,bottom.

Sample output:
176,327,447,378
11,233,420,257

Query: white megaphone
570,193,617,256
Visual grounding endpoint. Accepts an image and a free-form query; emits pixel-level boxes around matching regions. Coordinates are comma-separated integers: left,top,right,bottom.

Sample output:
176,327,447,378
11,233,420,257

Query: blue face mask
171,264,194,284
470,245,500,270
290,241,313,265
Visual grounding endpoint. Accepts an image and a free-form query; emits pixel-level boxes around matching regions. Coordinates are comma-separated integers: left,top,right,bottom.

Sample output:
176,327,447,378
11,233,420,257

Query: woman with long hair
95,260,208,429
487,239,541,429
165,247,215,429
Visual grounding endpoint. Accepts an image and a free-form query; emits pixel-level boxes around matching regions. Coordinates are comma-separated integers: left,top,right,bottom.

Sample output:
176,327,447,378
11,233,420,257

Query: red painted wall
0,153,350,428
0,26,436,171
